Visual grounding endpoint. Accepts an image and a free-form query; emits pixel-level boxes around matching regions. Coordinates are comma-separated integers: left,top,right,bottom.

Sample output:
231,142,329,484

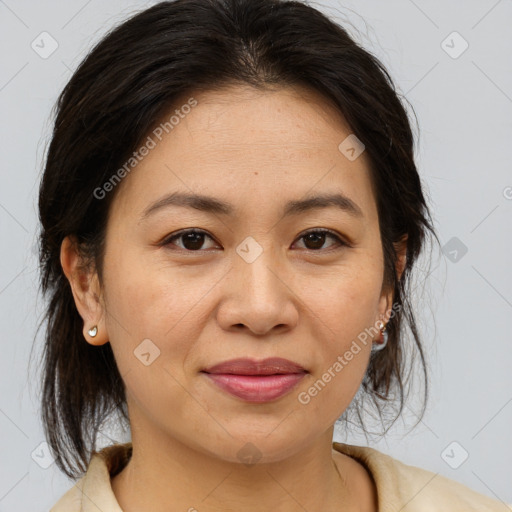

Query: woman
37,0,508,510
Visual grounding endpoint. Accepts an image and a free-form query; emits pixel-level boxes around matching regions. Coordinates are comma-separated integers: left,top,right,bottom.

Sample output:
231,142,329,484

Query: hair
35,0,440,479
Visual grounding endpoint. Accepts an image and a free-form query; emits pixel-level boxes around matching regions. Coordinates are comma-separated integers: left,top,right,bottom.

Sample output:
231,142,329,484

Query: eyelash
161,228,349,253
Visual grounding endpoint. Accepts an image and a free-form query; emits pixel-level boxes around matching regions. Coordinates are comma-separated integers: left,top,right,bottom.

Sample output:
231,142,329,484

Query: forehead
110,85,378,223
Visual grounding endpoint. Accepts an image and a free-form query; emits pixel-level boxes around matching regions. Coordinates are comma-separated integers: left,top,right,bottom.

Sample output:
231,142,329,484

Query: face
70,85,396,464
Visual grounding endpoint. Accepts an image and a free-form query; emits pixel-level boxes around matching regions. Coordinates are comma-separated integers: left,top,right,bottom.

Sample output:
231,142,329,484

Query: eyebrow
140,191,364,221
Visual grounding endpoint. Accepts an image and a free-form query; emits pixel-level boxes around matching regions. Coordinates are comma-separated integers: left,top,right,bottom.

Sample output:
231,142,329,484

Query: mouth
201,357,308,403
202,357,307,376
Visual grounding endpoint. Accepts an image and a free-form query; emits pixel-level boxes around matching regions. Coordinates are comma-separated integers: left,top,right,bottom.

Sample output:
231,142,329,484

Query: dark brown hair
35,0,439,479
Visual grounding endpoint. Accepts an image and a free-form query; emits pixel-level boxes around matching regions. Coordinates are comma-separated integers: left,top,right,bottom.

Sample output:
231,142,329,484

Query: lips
202,357,307,376
201,357,308,403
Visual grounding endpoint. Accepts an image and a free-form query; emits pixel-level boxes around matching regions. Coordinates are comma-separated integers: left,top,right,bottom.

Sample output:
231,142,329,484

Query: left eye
293,229,346,251
162,228,346,252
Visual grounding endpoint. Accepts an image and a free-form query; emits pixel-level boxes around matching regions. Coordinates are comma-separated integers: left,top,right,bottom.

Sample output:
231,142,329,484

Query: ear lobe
60,235,109,346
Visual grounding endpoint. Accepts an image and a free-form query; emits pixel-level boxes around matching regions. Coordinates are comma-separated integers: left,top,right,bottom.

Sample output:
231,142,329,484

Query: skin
61,84,406,512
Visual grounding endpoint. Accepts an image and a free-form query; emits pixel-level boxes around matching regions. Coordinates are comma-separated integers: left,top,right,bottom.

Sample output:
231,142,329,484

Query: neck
111,426,368,512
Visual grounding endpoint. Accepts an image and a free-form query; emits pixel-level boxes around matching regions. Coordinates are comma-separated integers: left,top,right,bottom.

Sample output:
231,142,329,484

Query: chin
196,428,315,466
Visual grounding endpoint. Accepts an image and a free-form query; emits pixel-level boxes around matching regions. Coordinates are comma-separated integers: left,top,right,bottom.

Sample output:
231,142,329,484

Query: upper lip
202,357,307,375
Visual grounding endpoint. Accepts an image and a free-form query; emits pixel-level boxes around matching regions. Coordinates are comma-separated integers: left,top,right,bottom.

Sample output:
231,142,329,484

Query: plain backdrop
0,0,511,509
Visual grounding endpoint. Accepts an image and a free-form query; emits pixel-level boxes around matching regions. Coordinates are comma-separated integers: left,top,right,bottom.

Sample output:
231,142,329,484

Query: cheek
296,260,382,406
298,300,375,425
101,256,202,423
102,249,213,370
303,261,383,342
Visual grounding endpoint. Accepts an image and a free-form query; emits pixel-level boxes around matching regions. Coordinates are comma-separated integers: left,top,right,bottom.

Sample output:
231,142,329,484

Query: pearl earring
372,321,388,352
87,325,98,337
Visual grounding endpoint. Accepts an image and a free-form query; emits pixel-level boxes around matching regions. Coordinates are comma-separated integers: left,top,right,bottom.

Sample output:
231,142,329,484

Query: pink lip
202,357,307,402
203,373,306,402
203,357,306,375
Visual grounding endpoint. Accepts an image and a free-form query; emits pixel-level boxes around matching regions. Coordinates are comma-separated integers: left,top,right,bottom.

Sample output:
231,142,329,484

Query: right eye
162,229,220,252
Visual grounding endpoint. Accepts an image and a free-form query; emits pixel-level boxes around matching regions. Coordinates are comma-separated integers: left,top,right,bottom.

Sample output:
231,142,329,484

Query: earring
372,321,388,352
87,325,98,337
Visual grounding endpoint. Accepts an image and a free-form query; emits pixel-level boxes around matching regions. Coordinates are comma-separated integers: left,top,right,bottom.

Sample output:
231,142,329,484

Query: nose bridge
215,230,300,336
234,234,284,300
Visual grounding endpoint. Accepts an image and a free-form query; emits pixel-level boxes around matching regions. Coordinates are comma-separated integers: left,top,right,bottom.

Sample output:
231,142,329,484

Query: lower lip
203,373,306,402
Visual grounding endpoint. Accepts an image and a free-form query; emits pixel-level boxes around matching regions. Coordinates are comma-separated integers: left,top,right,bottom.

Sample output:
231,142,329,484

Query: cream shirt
50,441,509,511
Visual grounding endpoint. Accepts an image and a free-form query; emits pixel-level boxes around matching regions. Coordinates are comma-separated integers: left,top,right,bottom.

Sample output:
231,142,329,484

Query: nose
215,244,299,337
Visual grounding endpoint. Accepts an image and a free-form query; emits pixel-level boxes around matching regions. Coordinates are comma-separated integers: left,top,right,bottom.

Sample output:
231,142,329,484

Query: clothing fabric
50,441,509,511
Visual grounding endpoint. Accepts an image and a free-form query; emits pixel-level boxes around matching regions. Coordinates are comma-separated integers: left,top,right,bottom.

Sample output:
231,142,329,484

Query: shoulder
49,474,88,512
50,443,130,512
333,441,510,511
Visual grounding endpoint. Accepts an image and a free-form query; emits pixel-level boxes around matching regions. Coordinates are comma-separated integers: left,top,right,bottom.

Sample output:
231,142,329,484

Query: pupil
305,232,325,249
183,232,204,250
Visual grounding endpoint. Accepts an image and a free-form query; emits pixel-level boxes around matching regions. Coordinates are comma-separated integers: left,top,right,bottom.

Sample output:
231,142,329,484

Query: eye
162,229,219,251
161,228,348,253
293,228,348,252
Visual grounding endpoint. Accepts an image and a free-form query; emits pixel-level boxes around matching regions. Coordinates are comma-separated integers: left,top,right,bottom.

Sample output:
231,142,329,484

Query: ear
60,235,109,346
377,234,408,324
394,234,408,283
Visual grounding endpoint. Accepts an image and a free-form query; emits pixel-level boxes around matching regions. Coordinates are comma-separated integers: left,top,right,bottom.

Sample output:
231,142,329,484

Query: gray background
0,0,511,509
